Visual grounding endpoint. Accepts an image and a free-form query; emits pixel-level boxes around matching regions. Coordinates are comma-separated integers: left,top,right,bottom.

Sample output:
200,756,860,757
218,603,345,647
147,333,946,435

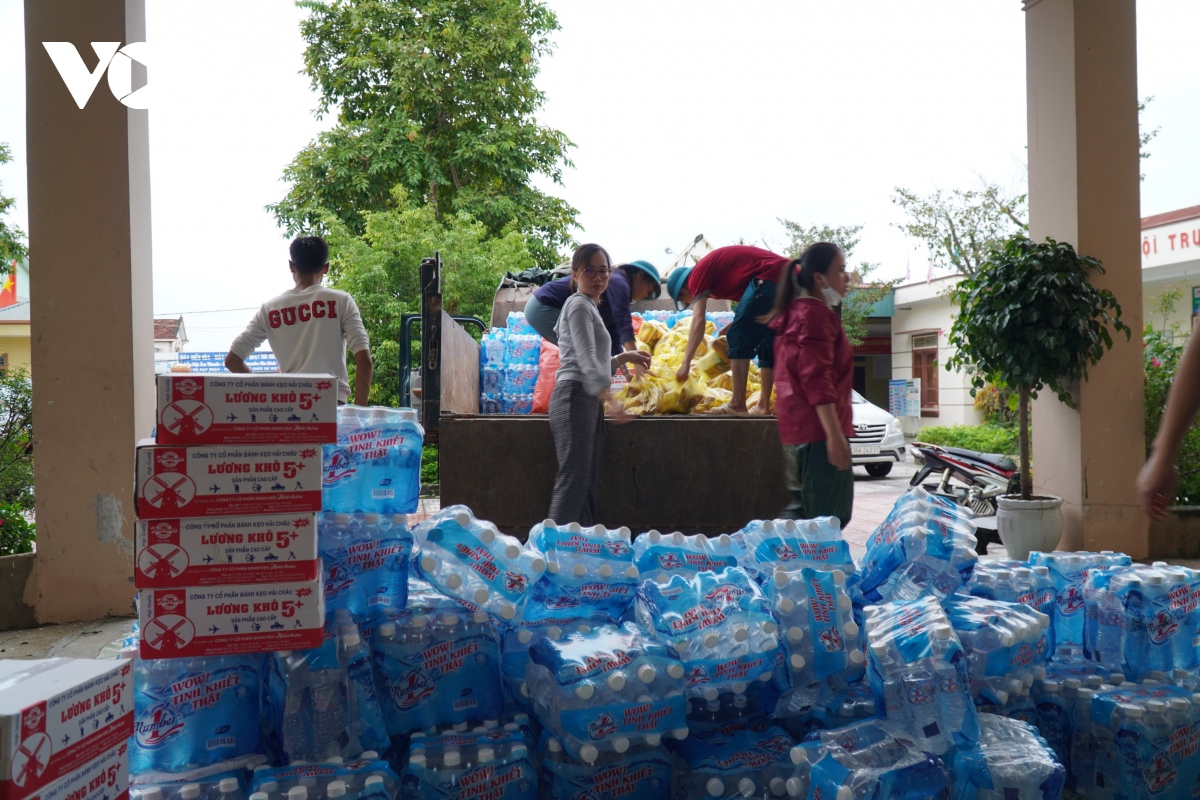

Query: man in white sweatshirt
226,236,372,404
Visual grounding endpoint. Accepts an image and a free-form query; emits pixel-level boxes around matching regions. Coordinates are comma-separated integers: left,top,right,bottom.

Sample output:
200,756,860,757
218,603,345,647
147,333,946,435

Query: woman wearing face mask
760,242,854,525
548,244,653,525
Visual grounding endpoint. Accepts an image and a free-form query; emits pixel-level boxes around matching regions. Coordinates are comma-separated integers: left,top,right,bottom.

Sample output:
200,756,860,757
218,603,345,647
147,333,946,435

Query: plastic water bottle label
560,695,686,743
423,526,530,602
541,748,671,800
375,631,502,731
403,756,536,800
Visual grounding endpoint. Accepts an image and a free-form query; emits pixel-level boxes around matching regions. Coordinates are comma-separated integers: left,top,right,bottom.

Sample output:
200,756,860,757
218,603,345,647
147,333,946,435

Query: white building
880,203,1200,430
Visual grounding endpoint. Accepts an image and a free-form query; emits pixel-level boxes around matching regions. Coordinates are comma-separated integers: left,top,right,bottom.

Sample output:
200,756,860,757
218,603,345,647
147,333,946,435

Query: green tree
778,220,895,346
270,0,576,269
0,143,28,270
1140,95,1160,182
325,188,534,406
946,237,1129,499
0,367,33,512
890,185,1028,276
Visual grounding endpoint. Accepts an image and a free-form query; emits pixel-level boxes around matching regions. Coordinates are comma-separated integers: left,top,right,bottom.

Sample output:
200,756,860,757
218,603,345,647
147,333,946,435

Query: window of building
911,334,939,414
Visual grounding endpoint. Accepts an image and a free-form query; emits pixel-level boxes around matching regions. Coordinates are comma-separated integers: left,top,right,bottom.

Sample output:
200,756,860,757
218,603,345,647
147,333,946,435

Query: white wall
891,278,983,431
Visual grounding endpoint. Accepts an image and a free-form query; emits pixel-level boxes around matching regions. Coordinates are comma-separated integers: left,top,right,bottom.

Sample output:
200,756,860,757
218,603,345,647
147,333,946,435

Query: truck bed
439,414,790,537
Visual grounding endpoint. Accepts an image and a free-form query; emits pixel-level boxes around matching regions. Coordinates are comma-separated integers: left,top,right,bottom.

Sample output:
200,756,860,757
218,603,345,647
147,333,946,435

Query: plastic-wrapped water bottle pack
634,567,788,706
478,316,542,415
413,506,546,623
525,622,689,762
1081,562,1200,679
863,596,979,755
402,727,537,800
320,512,412,619
1026,550,1132,655
322,406,424,515
132,768,261,800
632,531,740,584
789,716,951,800
526,521,641,625
964,560,1058,656
951,714,1065,800
941,594,1050,706
251,758,399,800
128,651,265,775
671,727,796,800
763,567,865,717
734,518,858,590
857,491,979,605
542,737,673,800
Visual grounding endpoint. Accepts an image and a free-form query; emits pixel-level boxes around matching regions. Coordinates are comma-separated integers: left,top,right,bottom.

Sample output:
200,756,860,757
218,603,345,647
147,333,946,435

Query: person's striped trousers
548,380,606,526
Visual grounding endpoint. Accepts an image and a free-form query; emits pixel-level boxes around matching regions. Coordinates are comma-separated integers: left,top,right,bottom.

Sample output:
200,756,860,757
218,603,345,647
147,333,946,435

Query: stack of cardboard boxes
133,374,337,658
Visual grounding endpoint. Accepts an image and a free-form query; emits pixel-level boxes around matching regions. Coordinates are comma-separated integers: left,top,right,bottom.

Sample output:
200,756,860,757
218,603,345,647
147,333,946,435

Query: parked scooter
909,442,1020,553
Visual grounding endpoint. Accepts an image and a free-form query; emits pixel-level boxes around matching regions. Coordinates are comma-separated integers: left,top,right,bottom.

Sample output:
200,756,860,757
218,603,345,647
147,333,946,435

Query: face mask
819,286,843,307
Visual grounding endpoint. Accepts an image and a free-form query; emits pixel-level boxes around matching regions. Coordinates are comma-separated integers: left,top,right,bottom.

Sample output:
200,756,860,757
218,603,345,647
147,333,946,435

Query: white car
850,390,907,477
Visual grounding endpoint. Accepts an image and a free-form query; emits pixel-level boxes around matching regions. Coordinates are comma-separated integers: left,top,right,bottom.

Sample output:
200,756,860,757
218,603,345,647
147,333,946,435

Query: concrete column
23,0,153,621
1025,0,1147,555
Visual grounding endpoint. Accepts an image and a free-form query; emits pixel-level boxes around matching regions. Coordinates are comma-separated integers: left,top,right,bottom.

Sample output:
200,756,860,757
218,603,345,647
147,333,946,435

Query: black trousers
548,380,605,526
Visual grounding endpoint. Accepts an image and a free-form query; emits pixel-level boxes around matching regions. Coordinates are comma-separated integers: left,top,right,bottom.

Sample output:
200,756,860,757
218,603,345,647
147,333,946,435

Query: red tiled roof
1143,205,1200,229
154,317,183,340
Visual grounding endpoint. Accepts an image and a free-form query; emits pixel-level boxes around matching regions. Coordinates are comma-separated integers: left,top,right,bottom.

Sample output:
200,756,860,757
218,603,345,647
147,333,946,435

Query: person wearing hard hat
525,260,662,355
667,245,790,414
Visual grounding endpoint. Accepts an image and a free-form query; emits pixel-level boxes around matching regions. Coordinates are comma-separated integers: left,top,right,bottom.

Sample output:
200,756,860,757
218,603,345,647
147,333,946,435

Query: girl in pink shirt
762,243,854,525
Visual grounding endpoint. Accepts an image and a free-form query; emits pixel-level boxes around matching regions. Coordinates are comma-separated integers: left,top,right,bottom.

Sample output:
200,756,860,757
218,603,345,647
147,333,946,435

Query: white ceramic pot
997,495,1064,560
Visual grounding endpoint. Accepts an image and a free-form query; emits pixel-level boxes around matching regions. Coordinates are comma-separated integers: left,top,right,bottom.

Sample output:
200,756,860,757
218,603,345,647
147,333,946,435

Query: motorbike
908,442,1021,553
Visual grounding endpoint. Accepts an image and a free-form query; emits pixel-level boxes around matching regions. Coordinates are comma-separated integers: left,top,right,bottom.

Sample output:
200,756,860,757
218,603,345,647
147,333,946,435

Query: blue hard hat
622,260,662,300
666,267,694,309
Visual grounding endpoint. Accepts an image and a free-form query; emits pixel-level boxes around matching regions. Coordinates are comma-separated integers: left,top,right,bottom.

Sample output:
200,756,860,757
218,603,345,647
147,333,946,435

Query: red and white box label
156,373,337,446
138,581,325,659
134,440,323,519
135,513,319,588
0,659,133,800
23,741,127,800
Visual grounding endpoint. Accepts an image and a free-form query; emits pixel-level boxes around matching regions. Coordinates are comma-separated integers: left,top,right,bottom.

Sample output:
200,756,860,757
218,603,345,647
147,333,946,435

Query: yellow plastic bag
636,320,668,350
708,373,733,391
660,375,705,414
695,336,730,380
695,386,733,413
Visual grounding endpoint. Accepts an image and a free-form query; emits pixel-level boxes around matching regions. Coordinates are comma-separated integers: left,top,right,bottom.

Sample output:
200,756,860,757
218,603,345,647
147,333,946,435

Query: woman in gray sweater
548,244,652,525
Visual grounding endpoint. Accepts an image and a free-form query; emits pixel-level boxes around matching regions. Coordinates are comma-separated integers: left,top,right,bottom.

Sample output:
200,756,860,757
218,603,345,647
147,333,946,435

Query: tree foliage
0,143,28,270
946,236,1130,498
270,0,577,269
891,185,1027,276
0,367,33,513
778,220,895,346
325,188,534,406
1144,326,1200,504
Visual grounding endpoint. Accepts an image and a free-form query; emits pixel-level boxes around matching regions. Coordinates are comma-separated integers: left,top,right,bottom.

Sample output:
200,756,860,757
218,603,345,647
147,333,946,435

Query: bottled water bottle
216,778,245,800
525,622,688,762
339,631,389,754
863,597,979,754
394,408,424,514
950,714,1066,800
319,512,366,618
323,406,367,513
673,727,795,799
359,407,393,514
1028,550,1132,653
1033,679,1070,769
413,506,545,623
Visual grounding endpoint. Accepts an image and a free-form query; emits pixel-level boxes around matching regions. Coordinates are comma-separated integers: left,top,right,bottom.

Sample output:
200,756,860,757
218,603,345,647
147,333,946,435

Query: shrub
916,424,1019,457
973,383,1017,427
421,444,439,491
0,502,33,556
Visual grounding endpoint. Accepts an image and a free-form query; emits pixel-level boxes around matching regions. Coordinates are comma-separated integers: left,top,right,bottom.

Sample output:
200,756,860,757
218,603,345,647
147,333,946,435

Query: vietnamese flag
0,262,16,308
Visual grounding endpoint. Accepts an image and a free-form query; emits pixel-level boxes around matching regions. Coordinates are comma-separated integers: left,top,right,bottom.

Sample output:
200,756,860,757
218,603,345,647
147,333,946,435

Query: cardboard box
0,658,133,800
27,740,126,800
135,513,319,588
138,581,325,659
156,373,337,445
134,440,323,519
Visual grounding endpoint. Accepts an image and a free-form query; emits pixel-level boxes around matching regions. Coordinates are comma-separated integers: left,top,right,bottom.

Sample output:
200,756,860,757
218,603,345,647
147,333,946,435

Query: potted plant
946,236,1130,558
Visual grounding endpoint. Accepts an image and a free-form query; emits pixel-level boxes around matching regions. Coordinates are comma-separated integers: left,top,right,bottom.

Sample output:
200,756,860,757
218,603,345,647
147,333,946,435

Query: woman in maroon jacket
762,242,854,525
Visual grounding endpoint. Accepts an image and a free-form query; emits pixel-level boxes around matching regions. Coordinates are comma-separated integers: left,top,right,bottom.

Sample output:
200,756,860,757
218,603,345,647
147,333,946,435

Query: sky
0,0,1199,350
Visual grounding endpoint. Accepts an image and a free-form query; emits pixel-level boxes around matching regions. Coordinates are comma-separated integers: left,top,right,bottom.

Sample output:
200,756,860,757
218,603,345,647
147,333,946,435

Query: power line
155,306,259,316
